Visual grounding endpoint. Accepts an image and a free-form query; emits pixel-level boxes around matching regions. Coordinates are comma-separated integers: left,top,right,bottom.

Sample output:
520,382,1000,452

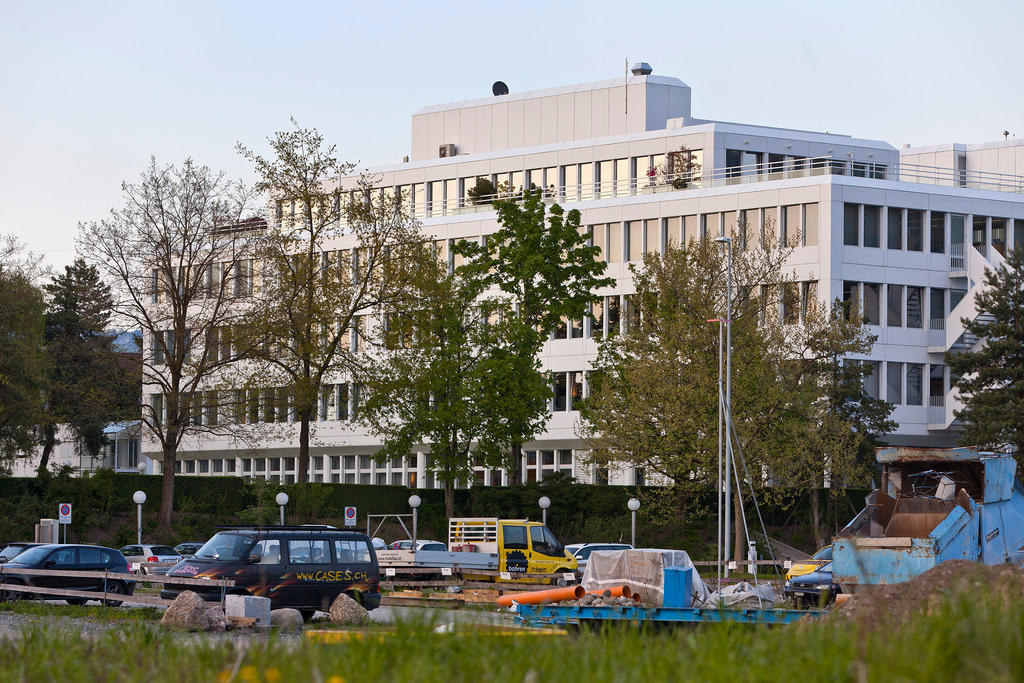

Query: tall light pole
275,492,289,526
714,236,733,575
538,496,551,526
408,495,421,547
627,498,640,548
132,491,146,545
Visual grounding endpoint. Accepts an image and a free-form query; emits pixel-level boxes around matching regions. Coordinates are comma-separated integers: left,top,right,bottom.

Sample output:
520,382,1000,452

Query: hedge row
0,472,867,556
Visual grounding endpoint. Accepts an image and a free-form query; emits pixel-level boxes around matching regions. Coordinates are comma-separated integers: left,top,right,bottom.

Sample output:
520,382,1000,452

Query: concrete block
225,594,271,627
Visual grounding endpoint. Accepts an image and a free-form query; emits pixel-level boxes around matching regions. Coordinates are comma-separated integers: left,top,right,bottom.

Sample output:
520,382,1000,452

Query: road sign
58,503,72,524
344,506,357,527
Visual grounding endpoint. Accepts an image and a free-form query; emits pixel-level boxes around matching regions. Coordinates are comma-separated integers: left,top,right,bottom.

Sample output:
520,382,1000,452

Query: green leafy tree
581,236,891,558
79,158,257,531
947,247,1024,459
0,236,47,473
358,251,541,516
35,259,140,475
235,121,424,485
454,189,613,482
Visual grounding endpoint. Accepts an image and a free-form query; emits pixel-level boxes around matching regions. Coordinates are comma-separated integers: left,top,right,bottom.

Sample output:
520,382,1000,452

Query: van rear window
334,540,371,563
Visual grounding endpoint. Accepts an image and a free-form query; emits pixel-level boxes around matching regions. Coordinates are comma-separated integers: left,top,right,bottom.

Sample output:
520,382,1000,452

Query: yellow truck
376,517,577,581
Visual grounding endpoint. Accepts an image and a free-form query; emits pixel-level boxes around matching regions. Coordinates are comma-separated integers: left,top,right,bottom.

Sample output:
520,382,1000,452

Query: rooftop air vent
631,62,653,76
492,81,509,96
439,143,456,158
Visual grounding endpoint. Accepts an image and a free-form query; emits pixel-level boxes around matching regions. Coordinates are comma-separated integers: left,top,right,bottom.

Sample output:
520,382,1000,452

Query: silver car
118,544,181,575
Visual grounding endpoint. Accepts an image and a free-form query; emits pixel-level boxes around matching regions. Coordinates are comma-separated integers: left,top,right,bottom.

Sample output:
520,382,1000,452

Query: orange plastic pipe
584,585,632,598
497,585,585,607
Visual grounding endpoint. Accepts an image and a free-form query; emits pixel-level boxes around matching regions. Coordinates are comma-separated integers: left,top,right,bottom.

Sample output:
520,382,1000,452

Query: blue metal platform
514,603,824,626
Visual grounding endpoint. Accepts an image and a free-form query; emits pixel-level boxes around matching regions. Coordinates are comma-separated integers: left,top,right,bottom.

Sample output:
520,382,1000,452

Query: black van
161,526,380,618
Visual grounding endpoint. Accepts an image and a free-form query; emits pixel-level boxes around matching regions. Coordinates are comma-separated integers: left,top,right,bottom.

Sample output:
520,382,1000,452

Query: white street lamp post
276,492,289,526
627,497,640,548
408,495,421,547
132,490,147,545
538,496,551,526
137,461,146,475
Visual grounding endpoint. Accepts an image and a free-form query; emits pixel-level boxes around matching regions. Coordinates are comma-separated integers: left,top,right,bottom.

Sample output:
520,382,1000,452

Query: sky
2,0,1022,272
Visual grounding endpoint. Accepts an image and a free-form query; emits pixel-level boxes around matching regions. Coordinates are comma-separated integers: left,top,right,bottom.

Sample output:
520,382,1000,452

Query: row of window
844,205,1024,255
150,260,253,305
842,281,966,327
725,151,888,180
854,360,948,407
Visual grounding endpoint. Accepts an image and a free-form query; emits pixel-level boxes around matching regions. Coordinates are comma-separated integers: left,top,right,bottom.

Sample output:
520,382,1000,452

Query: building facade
145,66,1024,486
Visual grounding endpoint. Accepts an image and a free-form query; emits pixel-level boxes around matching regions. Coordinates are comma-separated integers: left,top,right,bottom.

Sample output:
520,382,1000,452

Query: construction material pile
565,588,643,608
833,560,1024,627
582,549,710,606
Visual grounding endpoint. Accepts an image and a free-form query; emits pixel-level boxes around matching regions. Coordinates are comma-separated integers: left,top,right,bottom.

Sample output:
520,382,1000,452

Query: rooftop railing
320,155,1024,225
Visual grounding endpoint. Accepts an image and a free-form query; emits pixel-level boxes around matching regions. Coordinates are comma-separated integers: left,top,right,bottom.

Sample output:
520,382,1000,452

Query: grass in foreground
0,590,1021,682
0,601,163,622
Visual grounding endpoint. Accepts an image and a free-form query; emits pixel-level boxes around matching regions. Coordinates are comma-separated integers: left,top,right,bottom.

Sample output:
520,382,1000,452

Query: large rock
206,606,227,633
328,593,368,625
270,608,305,630
161,591,210,631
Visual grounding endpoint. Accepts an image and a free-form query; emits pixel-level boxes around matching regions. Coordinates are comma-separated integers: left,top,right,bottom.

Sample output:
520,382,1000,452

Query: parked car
785,546,833,581
389,540,446,552
565,543,633,573
784,561,841,606
0,543,42,564
161,526,380,621
174,542,205,558
119,544,181,574
0,544,135,606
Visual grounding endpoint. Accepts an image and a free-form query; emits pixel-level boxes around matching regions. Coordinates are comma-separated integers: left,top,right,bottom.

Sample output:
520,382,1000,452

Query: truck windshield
194,533,255,561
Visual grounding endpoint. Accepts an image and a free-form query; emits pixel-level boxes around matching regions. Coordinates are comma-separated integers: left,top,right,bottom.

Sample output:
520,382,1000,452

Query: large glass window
591,224,606,261
930,288,945,326
864,205,881,247
598,160,613,198
992,218,1007,256
615,158,630,197
973,216,987,252
929,365,945,403
607,223,623,262
863,283,881,325
906,287,923,328
251,539,281,564
644,219,661,255
580,163,594,199
951,214,965,245
887,362,903,405
864,361,881,399
563,165,579,200
552,373,567,412
783,205,801,247
887,285,904,327
589,299,604,339
683,215,700,246
930,212,946,253
1014,219,1024,253
804,204,819,246
907,210,924,251
626,221,643,261
906,364,923,405
702,213,720,239
607,296,620,336
502,525,528,550
569,371,583,411
843,281,859,319
888,208,903,249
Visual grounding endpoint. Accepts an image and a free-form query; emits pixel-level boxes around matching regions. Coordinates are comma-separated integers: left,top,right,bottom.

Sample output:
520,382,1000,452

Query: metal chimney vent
630,62,652,76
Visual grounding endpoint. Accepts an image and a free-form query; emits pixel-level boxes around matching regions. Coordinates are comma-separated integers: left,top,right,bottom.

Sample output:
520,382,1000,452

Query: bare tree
78,158,257,530
235,122,425,485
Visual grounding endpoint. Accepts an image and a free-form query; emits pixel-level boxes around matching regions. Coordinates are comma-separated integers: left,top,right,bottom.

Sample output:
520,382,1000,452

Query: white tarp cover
705,581,777,608
581,549,711,607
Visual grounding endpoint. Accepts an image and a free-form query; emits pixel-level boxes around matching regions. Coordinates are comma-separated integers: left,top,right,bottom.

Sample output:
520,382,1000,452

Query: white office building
147,65,1024,486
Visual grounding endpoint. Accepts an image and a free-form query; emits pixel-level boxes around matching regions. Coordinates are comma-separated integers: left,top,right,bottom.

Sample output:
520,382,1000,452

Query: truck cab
449,518,577,577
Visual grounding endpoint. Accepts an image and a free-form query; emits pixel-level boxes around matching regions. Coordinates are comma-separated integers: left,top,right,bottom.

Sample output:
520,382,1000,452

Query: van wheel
103,581,126,607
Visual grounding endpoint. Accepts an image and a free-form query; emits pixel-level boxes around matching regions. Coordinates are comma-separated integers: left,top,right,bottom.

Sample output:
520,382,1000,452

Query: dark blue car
783,561,841,607
0,544,135,606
